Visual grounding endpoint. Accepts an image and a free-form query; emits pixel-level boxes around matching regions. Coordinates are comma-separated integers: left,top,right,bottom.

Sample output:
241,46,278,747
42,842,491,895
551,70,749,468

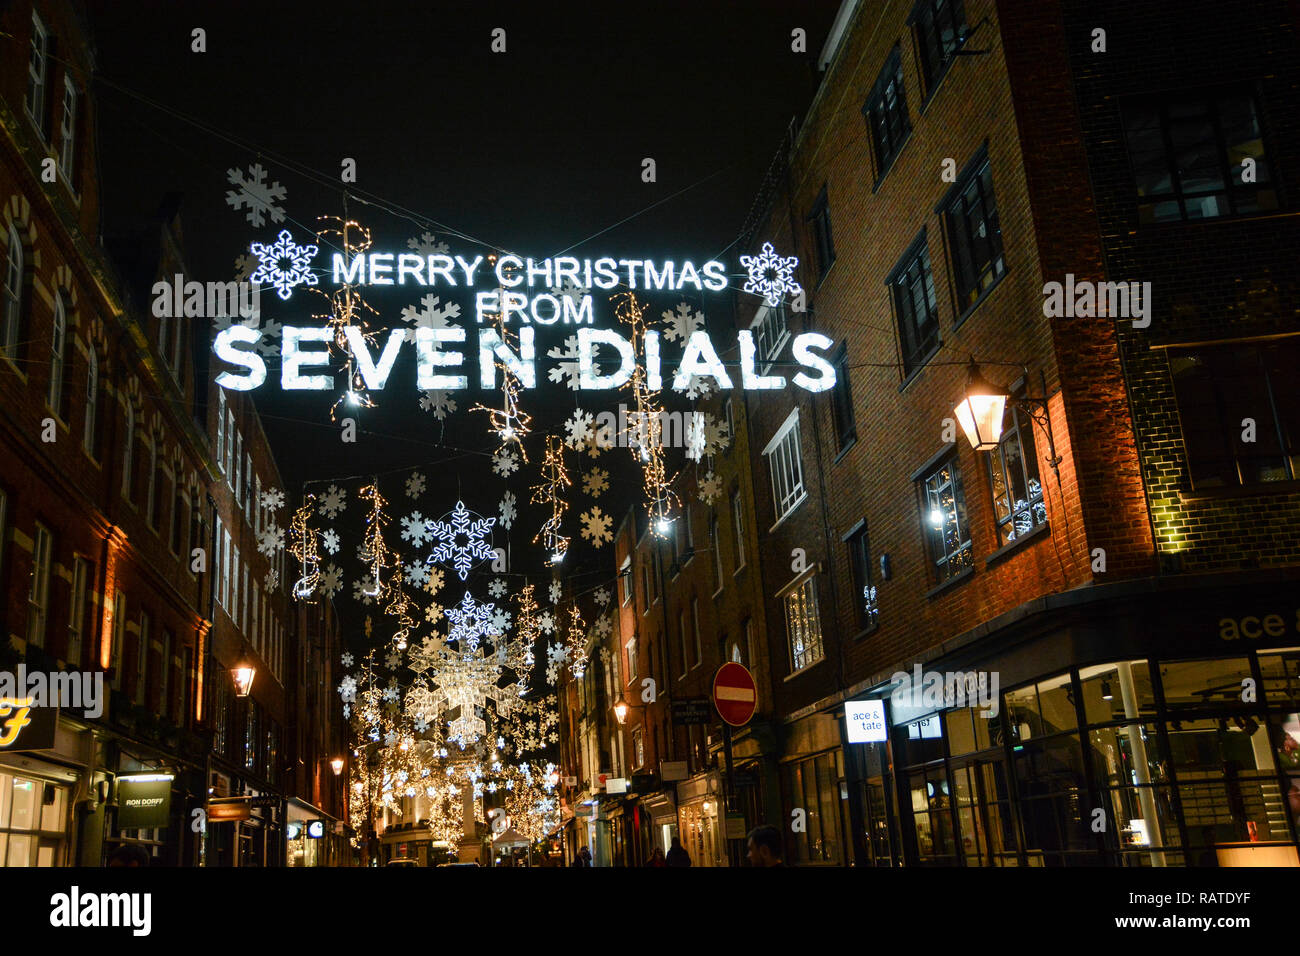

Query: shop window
919,455,972,584
1169,718,1286,848
943,153,1006,313
1080,661,1156,725
1087,722,1182,862
908,766,957,864
1169,340,1300,488
889,231,939,375
988,399,1047,546
951,761,1016,867
1005,675,1078,741
863,44,910,180
910,0,966,97
1012,732,1091,866
1259,650,1300,708
1122,89,1277,224
1158,657,1254,710
785,752,842,863
0,773,67,866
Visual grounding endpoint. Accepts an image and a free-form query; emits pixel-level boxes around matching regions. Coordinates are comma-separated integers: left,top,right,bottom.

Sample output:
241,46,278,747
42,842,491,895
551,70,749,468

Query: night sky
82,0,842,618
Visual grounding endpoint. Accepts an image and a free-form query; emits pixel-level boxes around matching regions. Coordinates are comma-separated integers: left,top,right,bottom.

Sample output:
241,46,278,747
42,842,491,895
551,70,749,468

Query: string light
358,482,393,597
530,434,572,564
616,292,679,537
288,495,321,597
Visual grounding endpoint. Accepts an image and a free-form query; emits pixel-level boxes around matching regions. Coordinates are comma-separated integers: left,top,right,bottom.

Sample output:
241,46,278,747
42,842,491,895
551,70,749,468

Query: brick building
726,0,1300,867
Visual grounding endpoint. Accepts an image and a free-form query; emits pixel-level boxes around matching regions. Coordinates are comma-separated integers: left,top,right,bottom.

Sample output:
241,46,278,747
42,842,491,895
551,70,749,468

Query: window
807,185,835,280
110,591,125,690
2,222,22,357
730,490,746,570
988,401,1047,545
783,574,824,673
83,350,99,458
26,12,49,138
58,77,78,187
225,413,236,481
626,637,637,682
683,504,694,558
136,611,150,706
619,557,632,606
742,618,755,668
752,304,790,374
254,476,262,537
68,556,89,667
216,391,227,473
921,456,973,583
890,232,939,374
244,453,253,517
831,343,855,448
145,438,159,528
864,45,911,178
1123,90,1277,224
678,609,689,678
845,523,880,631
221,529,231,609
632,727,645,769
160,629,173,719
943,154,1005,311
48,293,67,414
1169,340,1300,487
233,432,242,498
710,510,724,590
641,561,651,612
26,523,53,648
0,772,69,866
122,403,135,502
179,647,192,726
724,398,735,451
911,0,967,96
170,479,184,553
691,598,702,668
763,410,806,522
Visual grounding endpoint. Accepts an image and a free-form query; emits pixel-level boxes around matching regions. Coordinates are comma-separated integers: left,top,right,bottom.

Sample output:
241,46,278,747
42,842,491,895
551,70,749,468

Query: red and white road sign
712,662,757,727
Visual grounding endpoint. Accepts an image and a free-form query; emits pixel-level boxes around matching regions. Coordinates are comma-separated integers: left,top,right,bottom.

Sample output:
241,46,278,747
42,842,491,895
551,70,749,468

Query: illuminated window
911,0,967,97
845,522,880,631
988,401,1046,545
783,574,824,673
920,456,973,583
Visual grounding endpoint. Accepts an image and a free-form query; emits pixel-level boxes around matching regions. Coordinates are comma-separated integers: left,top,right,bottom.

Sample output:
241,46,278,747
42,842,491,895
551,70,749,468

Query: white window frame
58,76,77,188
626,637,637,682
763,408,807,525
730,490,746,572
619,557,632,606
27,522,53,648
48,292,66,414
750,303,790,375
2,222,22,357
26,12,48,138
216,391,227,473
225,412,235,481
780,571,825,674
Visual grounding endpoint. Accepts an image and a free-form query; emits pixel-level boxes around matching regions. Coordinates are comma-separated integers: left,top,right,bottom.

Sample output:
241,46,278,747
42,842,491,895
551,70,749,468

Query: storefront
676,771,725,866
846,571,1300,868
287,798,345,866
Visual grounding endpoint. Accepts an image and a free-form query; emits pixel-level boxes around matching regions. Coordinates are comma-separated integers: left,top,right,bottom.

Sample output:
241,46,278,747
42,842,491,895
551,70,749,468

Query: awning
287,797,337,824
493,827,530,847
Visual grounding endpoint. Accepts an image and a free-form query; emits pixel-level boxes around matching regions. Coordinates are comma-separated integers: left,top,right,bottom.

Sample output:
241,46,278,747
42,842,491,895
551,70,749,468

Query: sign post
712,663,757,866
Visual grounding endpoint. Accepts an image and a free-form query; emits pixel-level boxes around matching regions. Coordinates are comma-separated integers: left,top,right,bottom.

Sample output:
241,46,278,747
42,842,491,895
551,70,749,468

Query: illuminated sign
286,822,303,839
844,700,888,743
307,820,325,839
0,697,57,752
116,774,174,829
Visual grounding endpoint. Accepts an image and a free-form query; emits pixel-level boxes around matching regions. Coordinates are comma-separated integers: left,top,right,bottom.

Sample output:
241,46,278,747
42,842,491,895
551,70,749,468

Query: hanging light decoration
288,494,321,598
530,435,572,564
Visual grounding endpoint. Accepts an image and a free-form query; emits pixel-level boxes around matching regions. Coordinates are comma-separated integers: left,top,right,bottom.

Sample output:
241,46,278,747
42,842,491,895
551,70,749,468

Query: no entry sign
712,662,757,727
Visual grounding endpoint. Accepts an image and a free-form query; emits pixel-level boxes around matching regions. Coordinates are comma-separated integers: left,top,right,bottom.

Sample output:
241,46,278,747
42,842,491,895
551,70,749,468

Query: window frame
750,303,791,376
83,348,99,459
940,151,1006,318
889,230,940,376
987,399,1048,546
47,292,67,416
807,184,836,281
863,44,911,182
830,342,856,450
730,489,746,572
763,408,807,525
844,520,880,632
910,0,967,101
780,570,825,674
26,11,49,139
68,554,89,668
918,452,974,585
2,222,23,360
26,522,54,649
58,75,78,191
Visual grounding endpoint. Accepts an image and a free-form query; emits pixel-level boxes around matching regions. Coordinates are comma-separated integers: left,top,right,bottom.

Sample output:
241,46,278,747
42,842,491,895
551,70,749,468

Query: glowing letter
415,326,467,390
213,325,267,390
282,326,334,390
673,331,733,392
332,254,365,285
479,327,536,388
578,327,635,389
345,326,406,390
791,332,836,392
737,329,784,389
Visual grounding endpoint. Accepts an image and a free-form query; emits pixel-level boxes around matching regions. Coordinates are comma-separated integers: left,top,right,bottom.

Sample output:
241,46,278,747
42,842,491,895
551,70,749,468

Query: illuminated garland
617,292,679,537
288,495,321,597
312,216,383,420
530,435,572,564
358,482,393,598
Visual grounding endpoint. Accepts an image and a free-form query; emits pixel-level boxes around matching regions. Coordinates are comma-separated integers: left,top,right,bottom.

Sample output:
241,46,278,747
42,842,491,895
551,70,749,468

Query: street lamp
613,694,630,725
953,358,1009,452
231,659,256,698
331,757,345,776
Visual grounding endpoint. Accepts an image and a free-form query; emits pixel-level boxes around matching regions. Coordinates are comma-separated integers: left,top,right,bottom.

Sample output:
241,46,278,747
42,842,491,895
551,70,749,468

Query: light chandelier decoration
617,292,679,537
311,215,383,420
358,482,394,597
288,494,321,598
471,274,534,458
530,435,572,565
565,603,587,679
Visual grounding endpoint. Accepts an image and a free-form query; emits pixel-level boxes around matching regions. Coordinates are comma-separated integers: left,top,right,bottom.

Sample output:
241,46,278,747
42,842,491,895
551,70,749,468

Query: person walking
645,847,667,867
745,825,785,867
570,845,592,867
665,836,691,867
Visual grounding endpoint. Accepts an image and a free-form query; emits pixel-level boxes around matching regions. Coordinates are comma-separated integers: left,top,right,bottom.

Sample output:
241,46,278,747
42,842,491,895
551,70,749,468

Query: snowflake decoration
673,373,715,402
548,581,562,606
401,293,461,339
703,414,732,454
319,563,343,598
318,485,347,519
404,563,431,587
234,253,257,282
401,511,431,547
662,302,705,344
546,335,599,390
418,389,459,420
445,591,502,650
547,642,570,667
685,415,709,461
594,587,611,608
264,568,279,590
741,241,802,307
384,651,401,671
352,575,378,605
384,730,399,747
338,675,358,702
492,448,520,477
406,472,426,498
698,472,723,505
225,163,287,228
426,500,496,580
582,468,610,498
407,231,450,256
340,651,354,668
321,529,340,554
563,409,595,449
424,603,443,624
424,566,445,595
539,611,555,635
593,615,613,639
256,524,284,557
488,578,507,599
249,229,319,301
413,716,430,734
580,506,613,545
498,491,517,529
260,487,286,511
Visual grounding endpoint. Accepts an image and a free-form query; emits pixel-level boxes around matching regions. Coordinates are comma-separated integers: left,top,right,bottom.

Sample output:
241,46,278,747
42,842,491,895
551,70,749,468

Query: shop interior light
1101,679,1114,701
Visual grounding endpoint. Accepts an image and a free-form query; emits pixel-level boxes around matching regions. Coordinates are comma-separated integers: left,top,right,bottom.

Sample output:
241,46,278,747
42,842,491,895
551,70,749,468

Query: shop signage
660,760,689,781
575,804,594,818
725,813,747,840
844,700,888,743
712,662,757,727
670,699,712,725
286,822,303,839
116,774,174,829
604,777,628,794
207,799,252,822
0,700,58,752
307,820,325,838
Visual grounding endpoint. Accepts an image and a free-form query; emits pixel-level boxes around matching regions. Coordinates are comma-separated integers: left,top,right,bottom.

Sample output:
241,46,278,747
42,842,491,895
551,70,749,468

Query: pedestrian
665,836,691,867
571,845,592,867
645,847,667,867
745,825,785,867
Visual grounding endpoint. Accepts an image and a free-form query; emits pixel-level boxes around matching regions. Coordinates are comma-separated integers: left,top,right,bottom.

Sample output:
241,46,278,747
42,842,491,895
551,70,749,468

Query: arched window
2,221,22,356
48,291,67,412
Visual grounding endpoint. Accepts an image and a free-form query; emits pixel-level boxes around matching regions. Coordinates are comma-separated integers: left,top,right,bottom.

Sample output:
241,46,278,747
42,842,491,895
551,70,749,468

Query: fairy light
289,495,321,597
310,215,383,420
565,603,587,679
530,435,572,564
471,273,534,456
358,482,393,597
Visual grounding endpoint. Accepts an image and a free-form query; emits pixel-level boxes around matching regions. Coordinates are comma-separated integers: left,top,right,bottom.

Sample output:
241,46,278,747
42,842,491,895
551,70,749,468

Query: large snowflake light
740,241,802,307
444,591,503,651
426,500,496,581
249,229,319,301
